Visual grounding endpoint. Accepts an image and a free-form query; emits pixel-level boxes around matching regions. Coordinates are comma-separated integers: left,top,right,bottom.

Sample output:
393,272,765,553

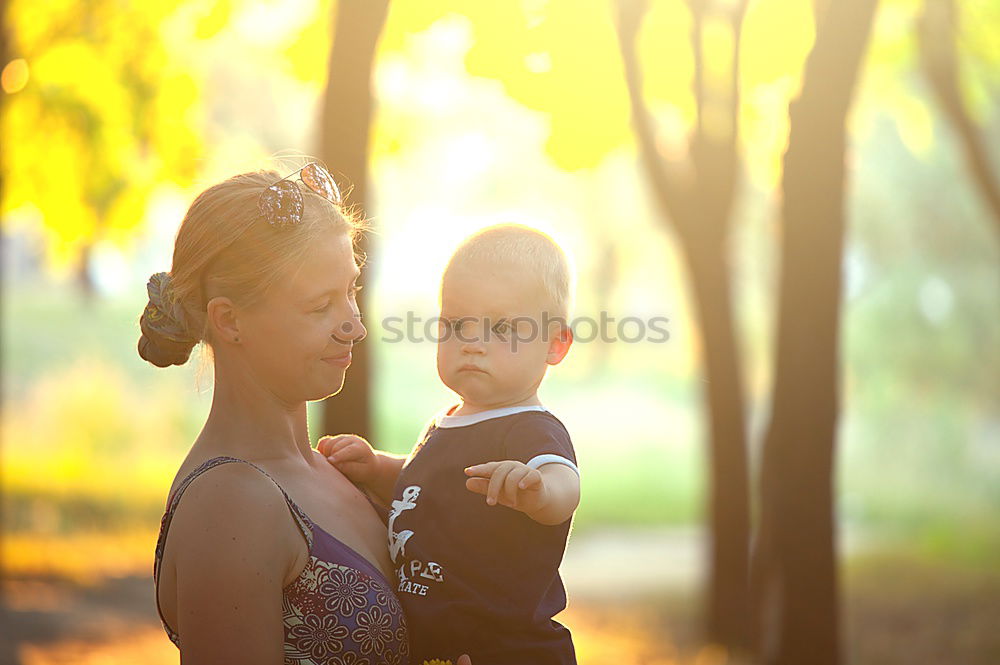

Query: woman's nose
334,315,367,343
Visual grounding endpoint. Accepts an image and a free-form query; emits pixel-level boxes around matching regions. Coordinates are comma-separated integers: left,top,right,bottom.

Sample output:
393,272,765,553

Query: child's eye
491,320,511,337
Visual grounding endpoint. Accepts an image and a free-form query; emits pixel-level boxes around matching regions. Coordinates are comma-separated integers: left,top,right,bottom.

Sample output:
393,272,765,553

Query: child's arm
464,460,580,526
318,435,405,507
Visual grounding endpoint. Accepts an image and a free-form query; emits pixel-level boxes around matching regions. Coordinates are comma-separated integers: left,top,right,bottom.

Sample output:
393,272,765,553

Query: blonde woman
141,165,470,665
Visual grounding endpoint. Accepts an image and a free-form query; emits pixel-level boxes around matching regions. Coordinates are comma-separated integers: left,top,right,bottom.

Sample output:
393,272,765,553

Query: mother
140,165,433,664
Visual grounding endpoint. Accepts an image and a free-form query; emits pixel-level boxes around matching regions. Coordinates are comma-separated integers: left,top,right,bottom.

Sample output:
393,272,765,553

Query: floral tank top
153,456,409,665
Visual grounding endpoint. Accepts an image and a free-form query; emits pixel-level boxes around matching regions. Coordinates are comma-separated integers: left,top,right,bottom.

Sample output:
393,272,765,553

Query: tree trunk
77,242,97,302
318,0,390,442
615,0,752,650
753,1,878,663
917,0,1000,243
680,229,752,650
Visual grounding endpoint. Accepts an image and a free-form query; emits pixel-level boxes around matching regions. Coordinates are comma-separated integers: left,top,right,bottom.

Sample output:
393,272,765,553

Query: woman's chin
306,375,347,401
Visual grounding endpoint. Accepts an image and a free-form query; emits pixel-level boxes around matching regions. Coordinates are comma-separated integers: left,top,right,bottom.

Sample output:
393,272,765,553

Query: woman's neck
195,365,313,464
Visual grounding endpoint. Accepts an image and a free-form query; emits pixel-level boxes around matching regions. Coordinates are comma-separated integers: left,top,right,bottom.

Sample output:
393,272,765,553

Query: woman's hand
318,434,378,484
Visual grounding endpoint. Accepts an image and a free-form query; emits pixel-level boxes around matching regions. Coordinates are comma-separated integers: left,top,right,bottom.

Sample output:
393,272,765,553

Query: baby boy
321,224,580,665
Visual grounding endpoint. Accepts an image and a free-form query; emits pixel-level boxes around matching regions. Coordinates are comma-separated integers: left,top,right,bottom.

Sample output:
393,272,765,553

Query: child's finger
503,469,526,506
318,434,354,456
517,468,543,490
486,463,515,506
326,437,366,462
464,461,501,477
317,436,335,456
328,446,360,464
465,477,489,496
335,459,367,477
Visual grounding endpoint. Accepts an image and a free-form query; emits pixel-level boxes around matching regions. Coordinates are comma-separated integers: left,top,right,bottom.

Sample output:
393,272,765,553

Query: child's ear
546,326,573,366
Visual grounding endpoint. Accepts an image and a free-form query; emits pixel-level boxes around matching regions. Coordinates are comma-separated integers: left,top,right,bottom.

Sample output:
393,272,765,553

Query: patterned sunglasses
257,162,343,228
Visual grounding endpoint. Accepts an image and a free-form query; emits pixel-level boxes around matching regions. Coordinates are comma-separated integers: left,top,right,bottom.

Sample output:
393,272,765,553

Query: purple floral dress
154,457,409,665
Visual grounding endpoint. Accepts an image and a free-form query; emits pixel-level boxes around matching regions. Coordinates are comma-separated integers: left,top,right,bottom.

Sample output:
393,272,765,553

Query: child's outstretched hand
318,434,378,485
464,461,547,515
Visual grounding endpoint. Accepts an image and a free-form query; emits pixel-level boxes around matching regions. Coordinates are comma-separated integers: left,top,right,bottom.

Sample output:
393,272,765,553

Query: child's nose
460,337,486,354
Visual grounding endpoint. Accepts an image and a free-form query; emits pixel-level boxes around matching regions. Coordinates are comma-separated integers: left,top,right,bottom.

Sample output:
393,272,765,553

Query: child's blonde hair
442,224,573,319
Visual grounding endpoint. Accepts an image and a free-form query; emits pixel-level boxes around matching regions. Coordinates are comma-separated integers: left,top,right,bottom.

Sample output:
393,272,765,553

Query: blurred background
1,0,998,663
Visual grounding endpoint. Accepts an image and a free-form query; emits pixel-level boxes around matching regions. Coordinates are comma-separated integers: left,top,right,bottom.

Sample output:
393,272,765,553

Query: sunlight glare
2,58,29,93
234,0,318,47
525,51,552,74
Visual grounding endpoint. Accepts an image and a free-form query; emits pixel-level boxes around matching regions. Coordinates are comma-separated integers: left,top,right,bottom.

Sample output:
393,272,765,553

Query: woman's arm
167,463,304,664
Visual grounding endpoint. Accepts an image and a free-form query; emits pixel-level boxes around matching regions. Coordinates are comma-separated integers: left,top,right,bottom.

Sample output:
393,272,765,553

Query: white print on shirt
388,485,420,563
388,484,445,596
397,559,444,596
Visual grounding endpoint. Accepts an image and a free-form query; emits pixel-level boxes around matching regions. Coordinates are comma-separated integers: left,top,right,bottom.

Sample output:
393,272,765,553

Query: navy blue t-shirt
389,406,578,665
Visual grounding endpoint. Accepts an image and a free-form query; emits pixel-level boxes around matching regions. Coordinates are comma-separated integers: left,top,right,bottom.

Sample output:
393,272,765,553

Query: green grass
3,283,999,569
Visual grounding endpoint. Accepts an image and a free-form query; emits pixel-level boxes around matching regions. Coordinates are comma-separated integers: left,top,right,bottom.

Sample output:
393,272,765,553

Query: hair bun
137,272,197,367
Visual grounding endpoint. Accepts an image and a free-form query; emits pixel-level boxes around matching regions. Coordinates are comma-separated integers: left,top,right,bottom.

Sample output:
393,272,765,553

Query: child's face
437,264,569,414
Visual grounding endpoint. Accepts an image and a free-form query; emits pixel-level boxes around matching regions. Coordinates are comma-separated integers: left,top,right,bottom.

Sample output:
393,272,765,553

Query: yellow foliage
2,0,204,269
741,0,815,89
380,0,633,170
195,0,234,40
283,0,336,83
375,0,818,175
637,1,696,127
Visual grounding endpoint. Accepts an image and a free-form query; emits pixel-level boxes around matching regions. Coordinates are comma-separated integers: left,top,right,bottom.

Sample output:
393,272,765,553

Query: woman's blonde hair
138,169,363,368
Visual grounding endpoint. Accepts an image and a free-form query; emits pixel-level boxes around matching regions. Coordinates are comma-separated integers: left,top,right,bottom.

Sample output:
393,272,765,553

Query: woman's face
237,228,365,403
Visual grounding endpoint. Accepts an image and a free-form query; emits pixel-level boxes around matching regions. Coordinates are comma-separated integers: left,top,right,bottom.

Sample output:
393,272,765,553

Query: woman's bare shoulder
163,462,300,664
167,461,303,566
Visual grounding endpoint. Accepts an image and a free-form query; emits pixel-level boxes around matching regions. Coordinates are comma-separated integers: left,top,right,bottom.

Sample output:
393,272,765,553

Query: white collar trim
435,404,548,429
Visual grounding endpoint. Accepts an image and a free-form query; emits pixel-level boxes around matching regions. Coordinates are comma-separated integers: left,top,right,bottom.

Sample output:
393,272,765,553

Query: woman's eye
313,302,332,313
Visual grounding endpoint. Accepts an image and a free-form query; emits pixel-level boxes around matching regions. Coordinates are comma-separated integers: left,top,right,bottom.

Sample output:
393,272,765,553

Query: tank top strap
154,456,314,585
152,456,319,647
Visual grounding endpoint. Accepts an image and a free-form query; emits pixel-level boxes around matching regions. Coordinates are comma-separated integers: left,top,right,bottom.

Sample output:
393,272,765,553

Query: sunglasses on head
257,162,343,228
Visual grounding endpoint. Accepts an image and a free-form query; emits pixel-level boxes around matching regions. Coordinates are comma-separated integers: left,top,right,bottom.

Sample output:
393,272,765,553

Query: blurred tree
614,0,752,651
311,0,995,655
319,0,390,442
366,0,811,652
0,0,203,293
752,0,878,663
1,0,9,608
917,0,1000,243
